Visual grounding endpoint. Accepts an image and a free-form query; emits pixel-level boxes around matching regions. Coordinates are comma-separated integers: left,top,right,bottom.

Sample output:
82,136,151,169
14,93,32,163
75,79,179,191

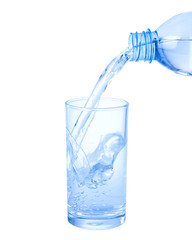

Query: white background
0,0,192,239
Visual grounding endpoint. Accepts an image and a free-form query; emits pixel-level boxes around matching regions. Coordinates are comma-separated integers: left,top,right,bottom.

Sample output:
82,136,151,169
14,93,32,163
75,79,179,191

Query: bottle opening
128,29,159,63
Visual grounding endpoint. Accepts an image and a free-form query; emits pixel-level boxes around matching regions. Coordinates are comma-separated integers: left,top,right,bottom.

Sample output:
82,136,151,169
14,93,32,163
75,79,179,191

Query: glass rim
65,97,129,111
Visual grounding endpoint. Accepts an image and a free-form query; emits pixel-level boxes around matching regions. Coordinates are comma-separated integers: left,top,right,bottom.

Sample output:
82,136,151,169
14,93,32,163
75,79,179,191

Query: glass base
68,214,126,230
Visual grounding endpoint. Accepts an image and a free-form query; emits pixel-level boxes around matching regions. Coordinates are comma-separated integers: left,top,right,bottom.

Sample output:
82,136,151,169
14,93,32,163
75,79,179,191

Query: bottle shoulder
155,38,192,76
157,12,192,39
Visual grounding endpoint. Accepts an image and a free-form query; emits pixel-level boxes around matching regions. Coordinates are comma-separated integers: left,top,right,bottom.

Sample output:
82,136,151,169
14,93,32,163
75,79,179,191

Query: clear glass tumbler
65,97,128,230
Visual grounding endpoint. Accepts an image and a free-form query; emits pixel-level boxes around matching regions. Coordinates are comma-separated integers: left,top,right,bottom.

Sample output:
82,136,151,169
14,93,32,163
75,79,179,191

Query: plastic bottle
128,12,192,76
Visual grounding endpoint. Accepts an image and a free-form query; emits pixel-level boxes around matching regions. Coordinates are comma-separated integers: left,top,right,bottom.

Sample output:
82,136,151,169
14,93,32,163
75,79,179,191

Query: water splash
67,48,131,188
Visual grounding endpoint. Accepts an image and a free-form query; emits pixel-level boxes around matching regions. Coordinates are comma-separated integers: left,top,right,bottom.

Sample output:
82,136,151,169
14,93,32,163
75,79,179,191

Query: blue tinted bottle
128,12,192,75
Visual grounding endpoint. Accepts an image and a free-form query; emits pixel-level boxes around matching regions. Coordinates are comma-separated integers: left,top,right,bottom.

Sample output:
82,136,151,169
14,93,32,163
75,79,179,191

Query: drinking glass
65,97,129,230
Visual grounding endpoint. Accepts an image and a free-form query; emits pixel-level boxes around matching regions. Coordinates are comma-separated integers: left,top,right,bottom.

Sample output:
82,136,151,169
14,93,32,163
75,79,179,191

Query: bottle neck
128,29,159,63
